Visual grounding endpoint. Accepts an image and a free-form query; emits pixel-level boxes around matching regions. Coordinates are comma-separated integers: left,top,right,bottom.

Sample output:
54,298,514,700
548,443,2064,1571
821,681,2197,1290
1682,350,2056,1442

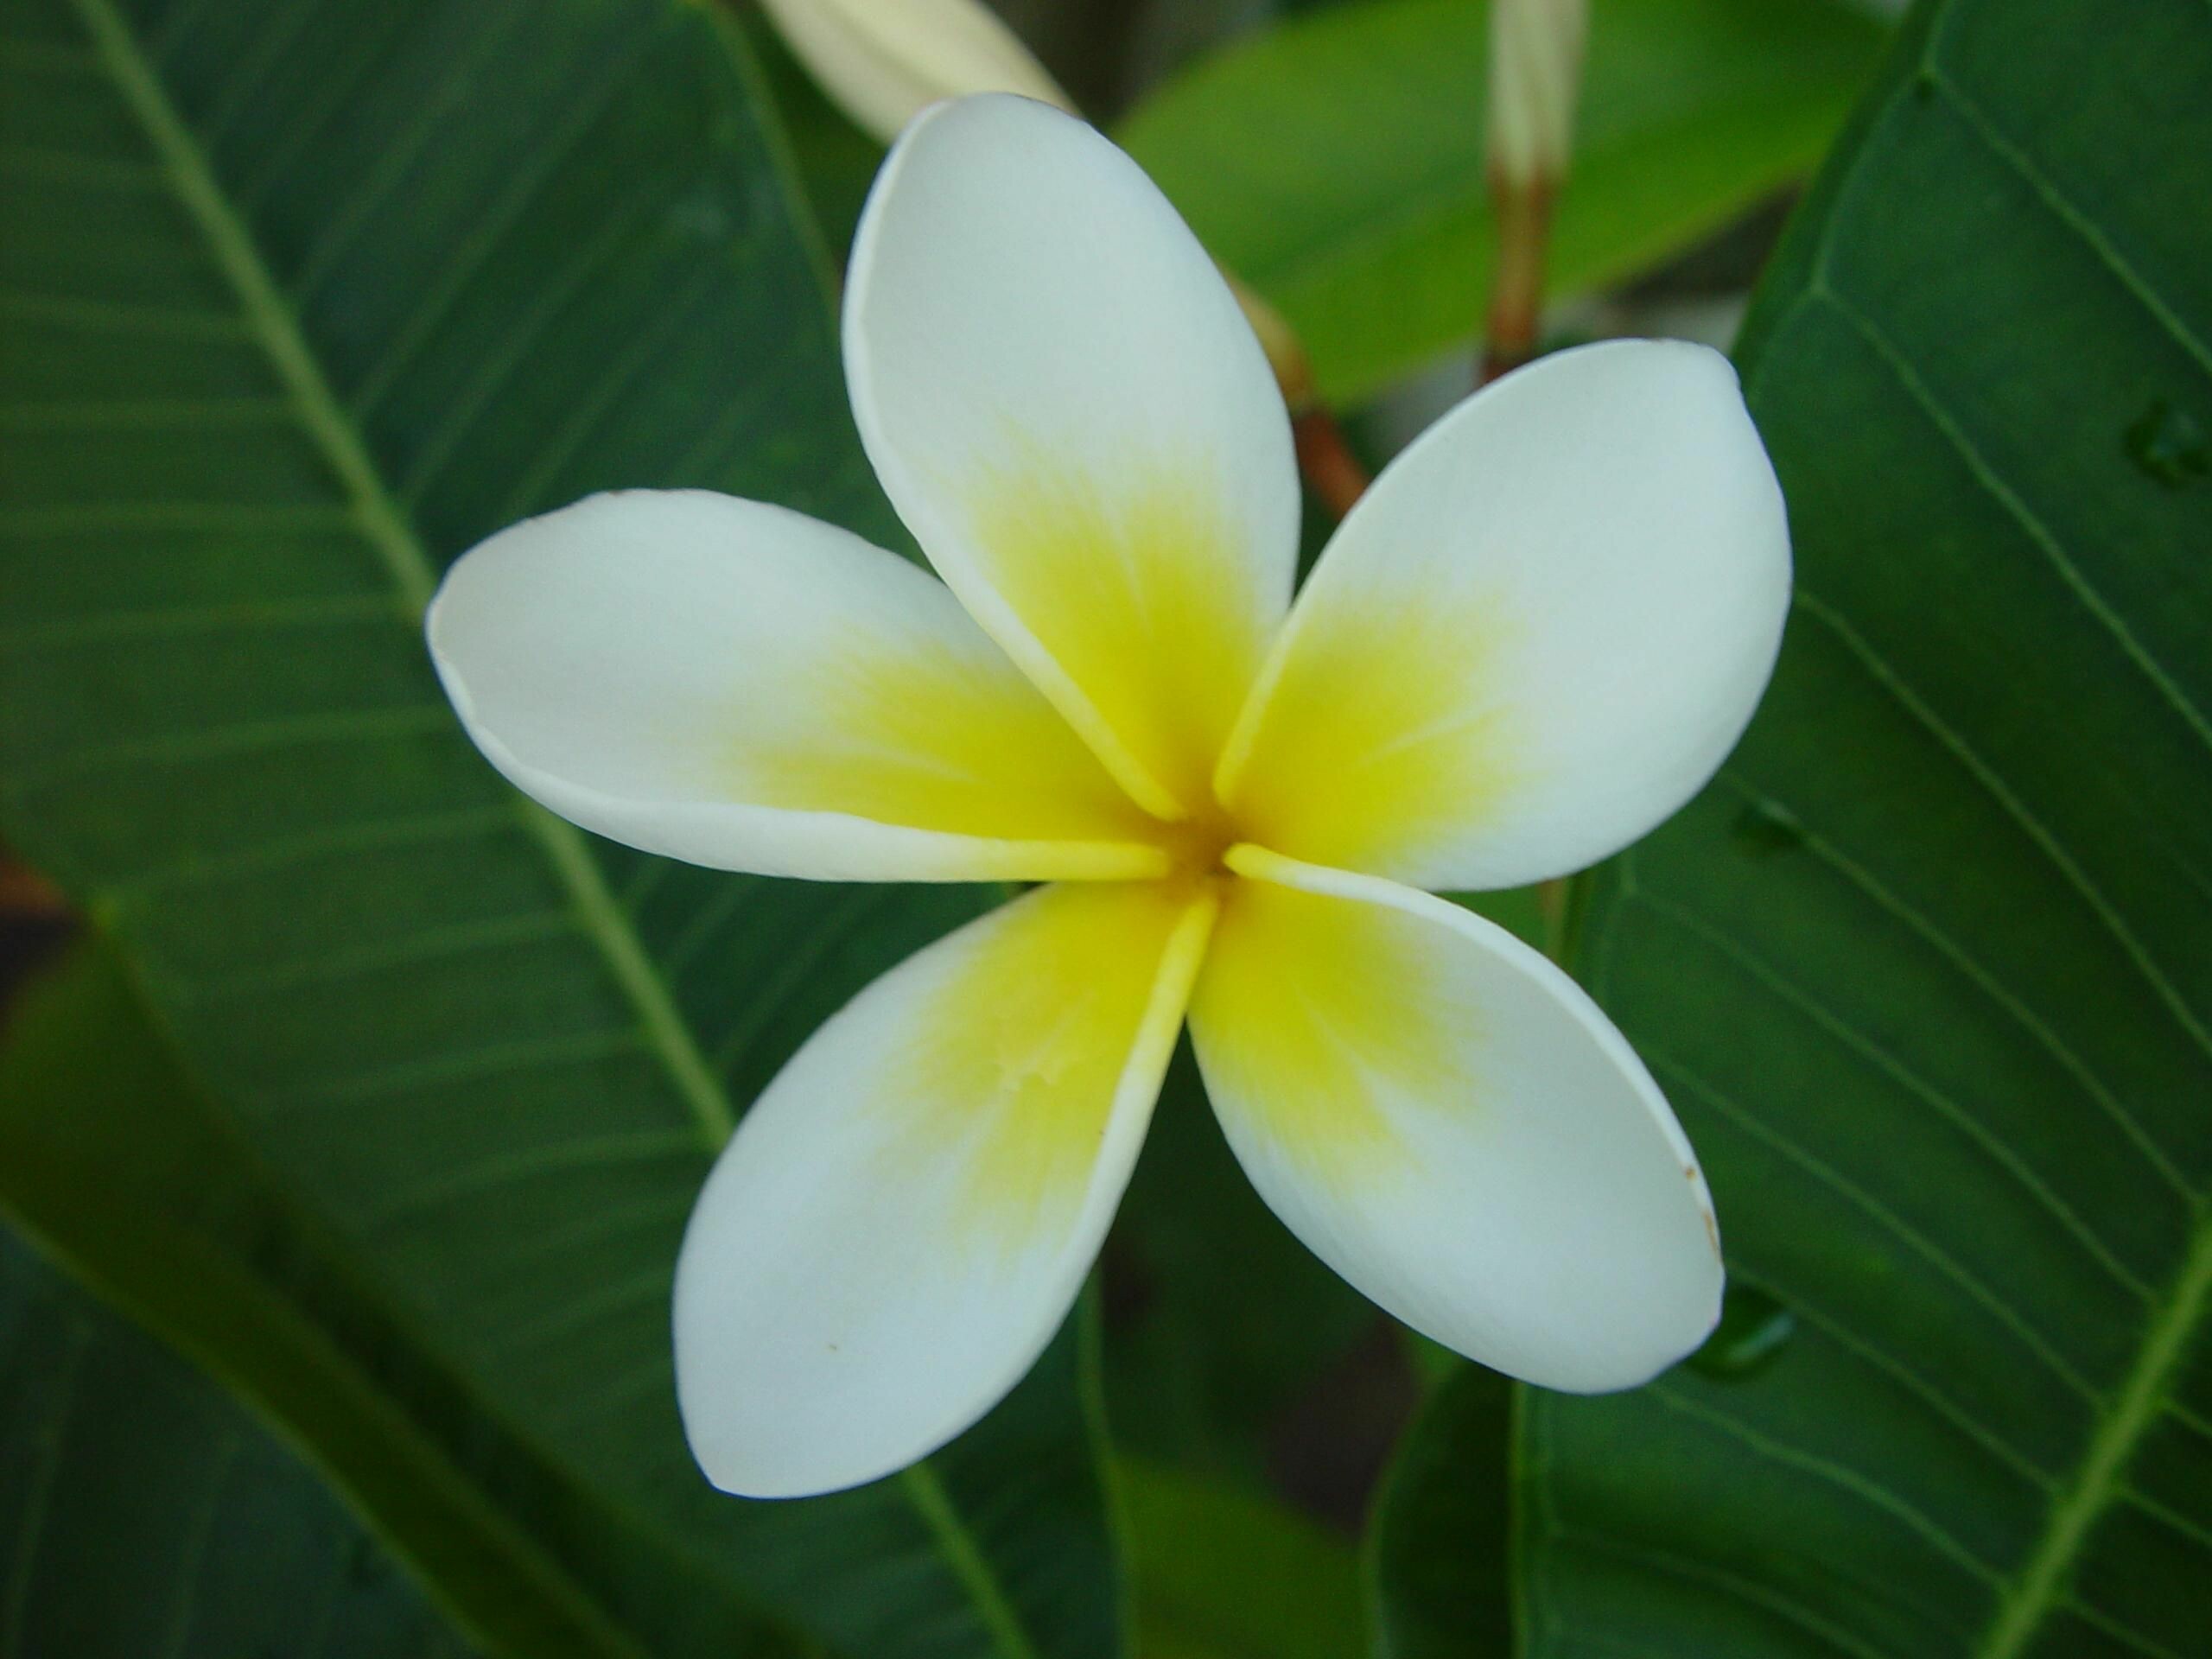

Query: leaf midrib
1974,1205,2212,1659
65,1,1048,1653
68,0,734,1151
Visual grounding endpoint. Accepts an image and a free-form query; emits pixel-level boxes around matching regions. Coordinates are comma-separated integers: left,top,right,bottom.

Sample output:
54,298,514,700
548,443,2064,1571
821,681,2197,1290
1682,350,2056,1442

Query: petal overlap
845,94,1300,819
1188,847,1724,1393
1216,340,1790,890
673,880,1216,1497
428,490,1168,881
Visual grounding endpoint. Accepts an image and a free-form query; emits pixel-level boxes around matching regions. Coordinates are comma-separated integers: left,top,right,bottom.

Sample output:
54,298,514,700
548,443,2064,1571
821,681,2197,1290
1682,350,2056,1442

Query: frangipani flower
427,95,1789,1500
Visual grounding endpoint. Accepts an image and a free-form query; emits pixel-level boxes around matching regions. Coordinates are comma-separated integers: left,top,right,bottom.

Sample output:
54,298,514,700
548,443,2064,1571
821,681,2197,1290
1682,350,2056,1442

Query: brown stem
1291,405,1371,520
1481,173,1554,385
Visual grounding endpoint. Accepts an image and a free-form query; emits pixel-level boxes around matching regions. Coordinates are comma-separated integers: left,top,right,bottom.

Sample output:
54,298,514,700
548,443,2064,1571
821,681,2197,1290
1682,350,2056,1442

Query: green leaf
1512,0,2212,1654
1105,1045,1375,1478
0,0,1122,1653
1119,1458,1365,1659
1363,1365,1514,1659
1118,0,1887,404
0,939,741,1658
734,1,885,270
0,1229,487,1659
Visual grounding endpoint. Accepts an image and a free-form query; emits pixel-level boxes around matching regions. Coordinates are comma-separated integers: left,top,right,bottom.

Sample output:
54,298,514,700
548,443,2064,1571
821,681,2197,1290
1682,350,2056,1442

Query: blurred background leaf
1363,1365,1514,1659
1103,1046,1382,1490
1118,1457,1365,1659
1376,0,2212,1653
748,0,1889,410
0,0,1122,1652
1118,0,1890,404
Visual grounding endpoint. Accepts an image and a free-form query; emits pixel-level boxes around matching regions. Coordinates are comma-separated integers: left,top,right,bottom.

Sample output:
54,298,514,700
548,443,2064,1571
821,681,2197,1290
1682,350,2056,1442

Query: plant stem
1481,173,1554,384
1292,405,1370,518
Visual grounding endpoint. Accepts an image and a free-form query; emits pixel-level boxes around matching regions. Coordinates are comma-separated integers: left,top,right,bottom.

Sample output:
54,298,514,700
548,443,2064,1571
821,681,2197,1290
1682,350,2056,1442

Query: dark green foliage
0,0,1121,1652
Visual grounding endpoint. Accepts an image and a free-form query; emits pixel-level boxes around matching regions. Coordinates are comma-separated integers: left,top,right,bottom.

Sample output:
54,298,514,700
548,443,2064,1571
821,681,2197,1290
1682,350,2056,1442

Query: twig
1291,405,1370,518
1480,173,1554,384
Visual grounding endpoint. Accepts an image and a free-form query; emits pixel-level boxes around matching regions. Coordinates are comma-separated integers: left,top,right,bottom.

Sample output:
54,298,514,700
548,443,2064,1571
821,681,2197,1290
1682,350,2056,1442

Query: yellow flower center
1148,802,1243,883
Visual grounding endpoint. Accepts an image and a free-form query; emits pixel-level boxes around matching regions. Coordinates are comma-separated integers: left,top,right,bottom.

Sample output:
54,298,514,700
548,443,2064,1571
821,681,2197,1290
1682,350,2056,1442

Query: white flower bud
1486,0,1588,189
760,0,1319,410
757,0,1074,143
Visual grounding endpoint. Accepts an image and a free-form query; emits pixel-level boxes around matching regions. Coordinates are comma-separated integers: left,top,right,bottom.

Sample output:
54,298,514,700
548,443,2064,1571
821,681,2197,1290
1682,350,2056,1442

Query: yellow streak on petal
963,457,1277,820
882,881,1217,1259
1217,585,1528,875
732,633,1164,851
1190,874,1474,1192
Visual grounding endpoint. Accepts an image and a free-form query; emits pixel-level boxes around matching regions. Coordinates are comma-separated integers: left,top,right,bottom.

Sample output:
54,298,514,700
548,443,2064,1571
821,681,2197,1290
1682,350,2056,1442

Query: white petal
1188,847,1722,1391
427,490,1168,882
845,94,1300,820
674,880,1217,1497
1216,340,1790,890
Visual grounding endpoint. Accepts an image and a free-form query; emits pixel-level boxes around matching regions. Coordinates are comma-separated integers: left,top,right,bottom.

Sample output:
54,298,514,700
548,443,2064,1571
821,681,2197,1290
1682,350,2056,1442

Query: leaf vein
1649,1379,2004,1597
157,1430,239,1659
286,0,536,302
1755,1287,2058,1492
262,1027,645,1111
1644,1049,2106,1403
1632,890,2157,1301
171,910,578,1002
0,1316,89,1652
1811,283,2212,766
391,181,683,510
1713,766,2196,1201
1924,67,2212,381
341,20,664,420
1551,1529,1894,1659
2060,1596,2194,1659
1971,1205,2212,1659
1794,589,2212,1068
356,1128,701,1236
